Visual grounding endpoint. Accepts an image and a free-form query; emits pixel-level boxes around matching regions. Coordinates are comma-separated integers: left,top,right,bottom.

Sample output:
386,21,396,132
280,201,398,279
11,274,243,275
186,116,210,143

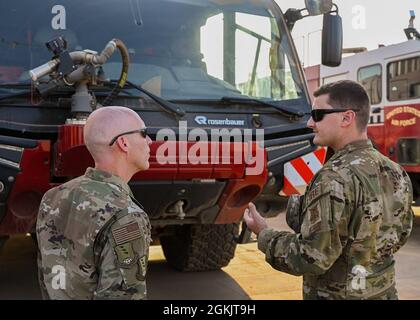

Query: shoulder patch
308,205,321,225
114,242,139,268
307,185,322,203
306,202,323,235
112,222,142,246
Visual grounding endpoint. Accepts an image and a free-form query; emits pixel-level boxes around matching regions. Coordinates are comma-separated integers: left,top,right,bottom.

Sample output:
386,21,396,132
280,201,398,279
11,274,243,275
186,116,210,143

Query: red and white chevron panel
280,147,327,196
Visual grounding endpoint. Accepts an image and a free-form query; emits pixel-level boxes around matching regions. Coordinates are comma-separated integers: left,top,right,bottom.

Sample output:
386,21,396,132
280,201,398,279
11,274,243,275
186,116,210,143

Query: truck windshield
0,0,304,102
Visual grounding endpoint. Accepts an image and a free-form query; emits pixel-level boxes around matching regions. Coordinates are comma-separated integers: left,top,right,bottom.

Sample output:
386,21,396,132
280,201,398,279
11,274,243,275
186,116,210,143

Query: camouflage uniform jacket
258,140,414,299
36,167,151,300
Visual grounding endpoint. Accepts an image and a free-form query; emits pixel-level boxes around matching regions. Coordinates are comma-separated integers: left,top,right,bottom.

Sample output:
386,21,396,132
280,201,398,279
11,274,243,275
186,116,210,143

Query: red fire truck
305,13,420,205
0,0,342,270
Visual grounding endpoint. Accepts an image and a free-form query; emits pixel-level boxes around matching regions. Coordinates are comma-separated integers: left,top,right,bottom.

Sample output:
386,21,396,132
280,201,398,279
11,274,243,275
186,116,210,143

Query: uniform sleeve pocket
113,242,142,288
111,221,147,288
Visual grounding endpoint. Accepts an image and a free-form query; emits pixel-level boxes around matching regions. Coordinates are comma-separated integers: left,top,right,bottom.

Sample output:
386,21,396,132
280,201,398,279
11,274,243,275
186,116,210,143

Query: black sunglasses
310,108,360,122
108,127,148,146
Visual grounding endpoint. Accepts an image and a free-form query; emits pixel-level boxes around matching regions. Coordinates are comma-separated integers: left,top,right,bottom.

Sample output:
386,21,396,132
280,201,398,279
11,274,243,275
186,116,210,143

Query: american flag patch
112,222,141,245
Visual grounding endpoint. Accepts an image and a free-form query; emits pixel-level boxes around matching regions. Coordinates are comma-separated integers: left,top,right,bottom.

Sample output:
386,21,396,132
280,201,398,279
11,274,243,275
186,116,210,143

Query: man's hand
243,202,268,235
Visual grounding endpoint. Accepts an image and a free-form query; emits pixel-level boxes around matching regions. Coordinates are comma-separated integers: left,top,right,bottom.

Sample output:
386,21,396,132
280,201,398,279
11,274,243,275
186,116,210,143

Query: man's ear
341,110,356,128
115,136,129,152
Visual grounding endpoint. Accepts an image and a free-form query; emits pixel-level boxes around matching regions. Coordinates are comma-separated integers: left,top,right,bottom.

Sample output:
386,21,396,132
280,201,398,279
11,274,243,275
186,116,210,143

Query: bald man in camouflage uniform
36,106,152,299
244,80,414,300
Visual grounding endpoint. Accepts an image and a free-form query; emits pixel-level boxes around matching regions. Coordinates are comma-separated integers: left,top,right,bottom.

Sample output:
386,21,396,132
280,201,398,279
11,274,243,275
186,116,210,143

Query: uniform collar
84,167,133,197
329,139,373,161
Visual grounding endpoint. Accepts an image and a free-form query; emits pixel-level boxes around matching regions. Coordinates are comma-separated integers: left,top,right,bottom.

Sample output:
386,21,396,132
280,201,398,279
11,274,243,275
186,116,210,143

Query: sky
276,0,420,66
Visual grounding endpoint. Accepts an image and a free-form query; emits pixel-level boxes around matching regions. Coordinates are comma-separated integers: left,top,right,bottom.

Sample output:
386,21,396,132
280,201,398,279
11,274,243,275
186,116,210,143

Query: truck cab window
388,56,420,101
200,10,302,100
357,64,382,105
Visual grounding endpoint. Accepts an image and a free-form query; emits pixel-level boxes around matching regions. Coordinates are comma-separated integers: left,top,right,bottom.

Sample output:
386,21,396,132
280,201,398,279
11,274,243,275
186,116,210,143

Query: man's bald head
84,106,143,161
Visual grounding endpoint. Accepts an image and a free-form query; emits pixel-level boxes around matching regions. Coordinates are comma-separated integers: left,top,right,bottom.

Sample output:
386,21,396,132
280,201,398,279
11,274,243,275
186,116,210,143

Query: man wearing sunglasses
244,80,414,300
37,106,153,300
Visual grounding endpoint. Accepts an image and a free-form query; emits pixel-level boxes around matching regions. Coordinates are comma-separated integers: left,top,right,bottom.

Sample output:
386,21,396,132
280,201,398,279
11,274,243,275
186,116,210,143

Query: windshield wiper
171,96,305,119
1,80,187,118
0,83,33,101
0,83,32,90
220,97,305,118
0,81,135,101
0,81,186,119
107,80,185,117
0,82,80,102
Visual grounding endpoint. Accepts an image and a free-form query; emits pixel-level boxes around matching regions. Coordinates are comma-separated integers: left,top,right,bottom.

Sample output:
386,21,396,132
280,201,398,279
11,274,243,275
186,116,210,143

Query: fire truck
0,0,342,271
305,12,420,205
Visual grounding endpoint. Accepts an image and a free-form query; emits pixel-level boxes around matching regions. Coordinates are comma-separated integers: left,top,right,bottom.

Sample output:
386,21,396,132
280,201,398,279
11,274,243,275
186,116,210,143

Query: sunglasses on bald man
109,127,148,146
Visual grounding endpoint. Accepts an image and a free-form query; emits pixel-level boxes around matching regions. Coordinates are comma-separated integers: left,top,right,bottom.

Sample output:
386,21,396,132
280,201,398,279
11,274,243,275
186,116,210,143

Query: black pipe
102,39,130,106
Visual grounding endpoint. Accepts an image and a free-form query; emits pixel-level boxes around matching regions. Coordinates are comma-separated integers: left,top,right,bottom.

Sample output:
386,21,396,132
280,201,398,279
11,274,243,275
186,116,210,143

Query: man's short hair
313,80,370,131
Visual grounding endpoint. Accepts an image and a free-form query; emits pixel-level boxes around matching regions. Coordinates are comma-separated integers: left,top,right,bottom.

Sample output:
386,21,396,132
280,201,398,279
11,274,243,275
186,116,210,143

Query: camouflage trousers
303,284,398,300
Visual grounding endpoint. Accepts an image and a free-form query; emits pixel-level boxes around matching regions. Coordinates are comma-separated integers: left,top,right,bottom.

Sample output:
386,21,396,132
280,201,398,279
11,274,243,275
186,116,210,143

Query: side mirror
322,13,343,67
305,0,333,16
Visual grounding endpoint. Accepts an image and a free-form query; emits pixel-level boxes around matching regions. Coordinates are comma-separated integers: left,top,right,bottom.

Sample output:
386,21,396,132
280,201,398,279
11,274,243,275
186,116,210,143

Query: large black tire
30,232,38,247
408,173,420,206
160,223,239,271
0,235,9,253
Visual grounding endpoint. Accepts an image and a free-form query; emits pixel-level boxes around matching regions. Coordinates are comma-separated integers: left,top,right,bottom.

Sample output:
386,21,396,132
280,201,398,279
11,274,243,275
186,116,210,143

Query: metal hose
101,39,130,106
